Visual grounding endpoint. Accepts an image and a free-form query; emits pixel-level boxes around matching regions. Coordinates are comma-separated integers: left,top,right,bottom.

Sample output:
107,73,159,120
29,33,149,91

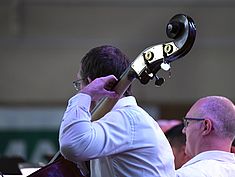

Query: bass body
28,14,196,177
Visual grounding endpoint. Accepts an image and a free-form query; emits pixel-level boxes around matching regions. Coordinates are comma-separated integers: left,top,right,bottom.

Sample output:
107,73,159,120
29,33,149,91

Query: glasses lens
73,79,82,91
183,119,189,127
183,117,205,128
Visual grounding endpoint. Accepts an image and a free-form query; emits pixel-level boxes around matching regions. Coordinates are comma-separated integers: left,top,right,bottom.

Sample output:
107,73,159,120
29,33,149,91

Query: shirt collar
183,150,235,167
112,96,137,110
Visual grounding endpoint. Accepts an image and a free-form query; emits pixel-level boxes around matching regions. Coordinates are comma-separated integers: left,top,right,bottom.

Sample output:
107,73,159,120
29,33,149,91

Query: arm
59,75,132,162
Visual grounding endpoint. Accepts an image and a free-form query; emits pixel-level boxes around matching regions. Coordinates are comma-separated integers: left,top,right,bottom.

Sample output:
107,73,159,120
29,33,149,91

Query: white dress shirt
59,93,175,177
176,150,235,177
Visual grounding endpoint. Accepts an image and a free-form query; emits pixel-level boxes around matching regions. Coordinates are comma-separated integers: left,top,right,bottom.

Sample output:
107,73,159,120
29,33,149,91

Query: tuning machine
154,61,172,87
160,61,171,71
161,61,172,79
154,75,165,87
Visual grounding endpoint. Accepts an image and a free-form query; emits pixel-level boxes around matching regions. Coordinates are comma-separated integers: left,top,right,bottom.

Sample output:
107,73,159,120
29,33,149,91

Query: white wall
1,0,235,104
1,0,235,163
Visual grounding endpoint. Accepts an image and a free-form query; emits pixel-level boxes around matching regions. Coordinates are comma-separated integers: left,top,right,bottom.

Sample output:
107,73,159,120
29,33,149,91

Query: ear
201,119,213,136
87,77,92,83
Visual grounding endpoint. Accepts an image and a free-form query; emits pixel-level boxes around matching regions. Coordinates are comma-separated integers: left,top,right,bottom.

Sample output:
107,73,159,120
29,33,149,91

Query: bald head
186,96,235,140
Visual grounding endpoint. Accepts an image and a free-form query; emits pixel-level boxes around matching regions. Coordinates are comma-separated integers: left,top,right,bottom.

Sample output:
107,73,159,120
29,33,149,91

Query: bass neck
91,67,137,121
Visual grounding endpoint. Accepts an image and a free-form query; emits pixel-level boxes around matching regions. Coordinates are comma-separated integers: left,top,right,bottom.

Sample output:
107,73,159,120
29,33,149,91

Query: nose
182,127,186,134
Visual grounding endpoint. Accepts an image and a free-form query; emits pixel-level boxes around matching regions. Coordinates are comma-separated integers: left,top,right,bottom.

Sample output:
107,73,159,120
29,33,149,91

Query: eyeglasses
183,117,205,128
72,79,84,91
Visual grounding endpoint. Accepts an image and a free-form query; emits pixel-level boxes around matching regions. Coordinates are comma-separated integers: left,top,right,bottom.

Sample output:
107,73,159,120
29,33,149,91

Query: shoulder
176,154,235,177
176,162,208,177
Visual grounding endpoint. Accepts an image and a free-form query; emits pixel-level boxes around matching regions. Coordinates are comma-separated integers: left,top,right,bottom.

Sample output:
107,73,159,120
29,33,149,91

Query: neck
196,137,231,155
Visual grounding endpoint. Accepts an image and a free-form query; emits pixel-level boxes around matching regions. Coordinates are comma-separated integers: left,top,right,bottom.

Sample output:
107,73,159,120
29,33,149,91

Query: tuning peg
166,21,184,39
161,62,171,71
155,75,165,87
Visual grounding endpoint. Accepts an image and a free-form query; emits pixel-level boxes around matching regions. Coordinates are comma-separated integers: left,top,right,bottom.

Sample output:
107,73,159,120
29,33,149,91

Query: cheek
185,142,191,158
80,84,86,90
185,130,191,149
80,80,89,90
185,129,196,157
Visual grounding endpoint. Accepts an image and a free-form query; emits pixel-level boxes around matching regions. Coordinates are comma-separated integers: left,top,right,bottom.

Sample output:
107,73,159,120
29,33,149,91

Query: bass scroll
28,14,196,177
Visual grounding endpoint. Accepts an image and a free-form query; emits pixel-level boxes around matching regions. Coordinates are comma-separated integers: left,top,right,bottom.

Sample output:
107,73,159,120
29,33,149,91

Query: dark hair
80,45,131,96
165,123,186,148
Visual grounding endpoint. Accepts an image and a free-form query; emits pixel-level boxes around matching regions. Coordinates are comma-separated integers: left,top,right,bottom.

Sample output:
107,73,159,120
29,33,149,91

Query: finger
103,90,119,98
103,75,118,90
102,75,118,82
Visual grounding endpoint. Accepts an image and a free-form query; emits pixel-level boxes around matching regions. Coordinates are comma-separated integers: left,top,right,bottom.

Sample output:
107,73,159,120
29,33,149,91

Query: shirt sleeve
59,93,133,162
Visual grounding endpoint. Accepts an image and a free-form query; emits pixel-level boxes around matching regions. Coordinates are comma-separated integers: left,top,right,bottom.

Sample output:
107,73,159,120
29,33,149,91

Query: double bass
28,14,196,177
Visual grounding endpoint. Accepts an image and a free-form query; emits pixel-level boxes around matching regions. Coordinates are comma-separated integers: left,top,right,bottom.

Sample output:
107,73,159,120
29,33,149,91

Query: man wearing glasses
176,96,235,177
59,45,175,177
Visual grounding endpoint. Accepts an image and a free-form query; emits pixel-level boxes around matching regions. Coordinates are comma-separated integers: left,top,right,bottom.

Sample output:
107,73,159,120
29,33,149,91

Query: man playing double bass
59,45,175,177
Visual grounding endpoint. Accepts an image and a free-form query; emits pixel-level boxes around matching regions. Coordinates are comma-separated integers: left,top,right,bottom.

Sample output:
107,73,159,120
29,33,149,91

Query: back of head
80,45,131,96
165,123,186,149
188,96,235,141
165,123,190,169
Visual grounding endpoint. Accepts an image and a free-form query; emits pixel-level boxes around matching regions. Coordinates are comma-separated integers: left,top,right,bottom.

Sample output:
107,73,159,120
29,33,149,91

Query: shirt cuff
67,93,92,111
